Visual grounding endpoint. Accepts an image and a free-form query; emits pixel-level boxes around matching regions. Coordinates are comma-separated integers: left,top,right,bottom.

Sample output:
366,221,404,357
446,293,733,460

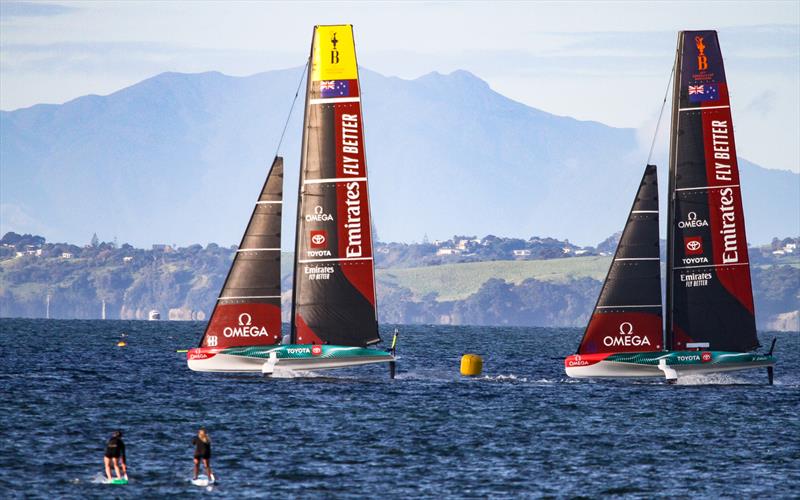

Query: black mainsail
577,164,663,354
666,30,758,352
291,25,380,347
200,156,283,349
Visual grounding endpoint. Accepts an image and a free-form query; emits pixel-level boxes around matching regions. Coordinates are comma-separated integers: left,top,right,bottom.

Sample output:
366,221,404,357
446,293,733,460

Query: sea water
0,319,798,497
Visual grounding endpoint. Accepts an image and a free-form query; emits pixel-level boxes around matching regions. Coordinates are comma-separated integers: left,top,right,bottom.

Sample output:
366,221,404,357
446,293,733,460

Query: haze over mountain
1,67,797,248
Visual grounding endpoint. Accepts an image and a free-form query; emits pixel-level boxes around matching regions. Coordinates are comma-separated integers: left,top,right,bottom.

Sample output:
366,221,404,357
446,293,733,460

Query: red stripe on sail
700,100,754,313
579,311,663,355
334,101,376,307
294,313,324,345
203,303,281,348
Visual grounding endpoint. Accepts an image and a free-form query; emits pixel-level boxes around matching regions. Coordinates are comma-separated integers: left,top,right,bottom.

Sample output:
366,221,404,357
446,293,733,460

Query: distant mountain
1,68,797,247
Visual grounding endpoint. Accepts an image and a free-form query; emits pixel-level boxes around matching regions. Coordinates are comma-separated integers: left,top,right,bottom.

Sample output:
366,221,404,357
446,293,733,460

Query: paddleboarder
103,430,127,482
192,428,214,482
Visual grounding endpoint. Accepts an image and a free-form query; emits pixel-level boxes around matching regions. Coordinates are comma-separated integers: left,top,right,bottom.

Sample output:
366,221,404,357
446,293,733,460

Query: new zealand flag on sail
688,83,719,103
320,80,352,97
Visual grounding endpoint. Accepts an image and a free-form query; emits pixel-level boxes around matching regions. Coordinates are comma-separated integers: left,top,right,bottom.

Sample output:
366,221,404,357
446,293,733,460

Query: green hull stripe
606,351,774,366
218,344,391,361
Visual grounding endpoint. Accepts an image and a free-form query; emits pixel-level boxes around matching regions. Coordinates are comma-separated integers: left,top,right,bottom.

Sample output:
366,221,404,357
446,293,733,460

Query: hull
187,344,394,373
565,351,774,379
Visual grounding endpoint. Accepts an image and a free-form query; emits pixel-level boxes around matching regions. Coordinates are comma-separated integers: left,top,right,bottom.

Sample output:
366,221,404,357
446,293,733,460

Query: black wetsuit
105,437,126,460
193,438,211,459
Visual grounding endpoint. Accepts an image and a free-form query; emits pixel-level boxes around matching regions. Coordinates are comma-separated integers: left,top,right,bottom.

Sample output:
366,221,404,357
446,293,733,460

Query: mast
290,33,315,344
576,165,662,355
665,34,683,352
199,156,284,349
291,25,380,347
666,30,758,352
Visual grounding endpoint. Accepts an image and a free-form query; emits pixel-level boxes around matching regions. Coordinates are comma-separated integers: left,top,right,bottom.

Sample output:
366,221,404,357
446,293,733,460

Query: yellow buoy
460,354,483,376
117,341,127,347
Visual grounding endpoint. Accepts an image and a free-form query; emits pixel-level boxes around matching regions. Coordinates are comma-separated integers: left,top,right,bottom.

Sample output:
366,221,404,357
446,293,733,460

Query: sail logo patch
339,112,367,259
695,35,708,71
306,205,333,222
311,25,356,81
305,265,334,281
207,335,218,347
681,271,711,288
330,32,340,64
221,312,270,338
684,236,703,255
602,322,652,348
701,352,712,363
312,345,322,356
310,230,328,249
678,211,709,229
320,80,351,98
688,83,719,103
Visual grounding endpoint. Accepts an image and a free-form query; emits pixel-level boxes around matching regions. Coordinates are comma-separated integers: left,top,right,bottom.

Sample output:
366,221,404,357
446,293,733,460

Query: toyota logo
686,240,702,251
312,234,326,245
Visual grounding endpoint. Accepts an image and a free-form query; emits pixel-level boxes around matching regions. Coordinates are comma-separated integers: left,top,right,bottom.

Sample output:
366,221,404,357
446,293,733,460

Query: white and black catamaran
188,25,396,376
565,30,776,383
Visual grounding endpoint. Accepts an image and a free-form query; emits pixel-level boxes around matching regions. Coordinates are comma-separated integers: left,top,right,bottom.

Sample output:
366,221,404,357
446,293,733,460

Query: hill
377,257,611,302
2,68,797,248
2,233,797,331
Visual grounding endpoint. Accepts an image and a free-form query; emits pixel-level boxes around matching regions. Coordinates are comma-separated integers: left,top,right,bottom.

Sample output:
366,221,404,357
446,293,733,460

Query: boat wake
677,373,756,385
270,367,323,378
89,472,124,484
478,374,528,383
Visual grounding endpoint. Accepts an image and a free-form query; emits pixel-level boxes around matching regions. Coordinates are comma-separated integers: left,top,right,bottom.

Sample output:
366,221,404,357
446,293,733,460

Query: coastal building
436,247,461,256
512,249,531,257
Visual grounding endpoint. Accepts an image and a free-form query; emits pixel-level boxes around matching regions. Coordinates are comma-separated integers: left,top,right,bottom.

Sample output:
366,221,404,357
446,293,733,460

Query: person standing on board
103,430,128,481
192,428,214,482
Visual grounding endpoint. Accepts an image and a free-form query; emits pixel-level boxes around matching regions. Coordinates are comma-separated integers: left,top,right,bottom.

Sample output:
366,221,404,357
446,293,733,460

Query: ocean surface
1,319,798,498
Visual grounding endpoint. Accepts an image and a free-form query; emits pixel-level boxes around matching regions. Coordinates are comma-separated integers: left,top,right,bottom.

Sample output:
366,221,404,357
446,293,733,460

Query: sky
1,0,799,173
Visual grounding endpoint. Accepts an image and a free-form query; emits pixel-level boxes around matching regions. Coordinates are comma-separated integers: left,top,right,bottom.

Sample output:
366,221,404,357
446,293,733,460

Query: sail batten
291,25,380,347
666,30,758,353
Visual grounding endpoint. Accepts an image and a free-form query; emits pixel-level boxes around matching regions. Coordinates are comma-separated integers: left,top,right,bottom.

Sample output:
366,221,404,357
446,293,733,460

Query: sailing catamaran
565,30,776,383
187,25,396,375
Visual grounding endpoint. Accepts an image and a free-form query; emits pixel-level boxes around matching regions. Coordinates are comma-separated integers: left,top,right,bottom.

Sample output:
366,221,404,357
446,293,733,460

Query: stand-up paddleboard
186,25,396,377
107,477,128,485
564,31,776,383
191,474,215,487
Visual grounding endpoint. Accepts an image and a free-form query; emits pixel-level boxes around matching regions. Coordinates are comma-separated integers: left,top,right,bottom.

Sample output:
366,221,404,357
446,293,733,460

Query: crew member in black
192,428,214,482
104,430,128,481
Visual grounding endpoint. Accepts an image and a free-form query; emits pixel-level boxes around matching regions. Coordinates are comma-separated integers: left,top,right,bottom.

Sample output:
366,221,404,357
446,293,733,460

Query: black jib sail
577,165,663,354
290,25,380,346
200,156,284,349
666,30,758,352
